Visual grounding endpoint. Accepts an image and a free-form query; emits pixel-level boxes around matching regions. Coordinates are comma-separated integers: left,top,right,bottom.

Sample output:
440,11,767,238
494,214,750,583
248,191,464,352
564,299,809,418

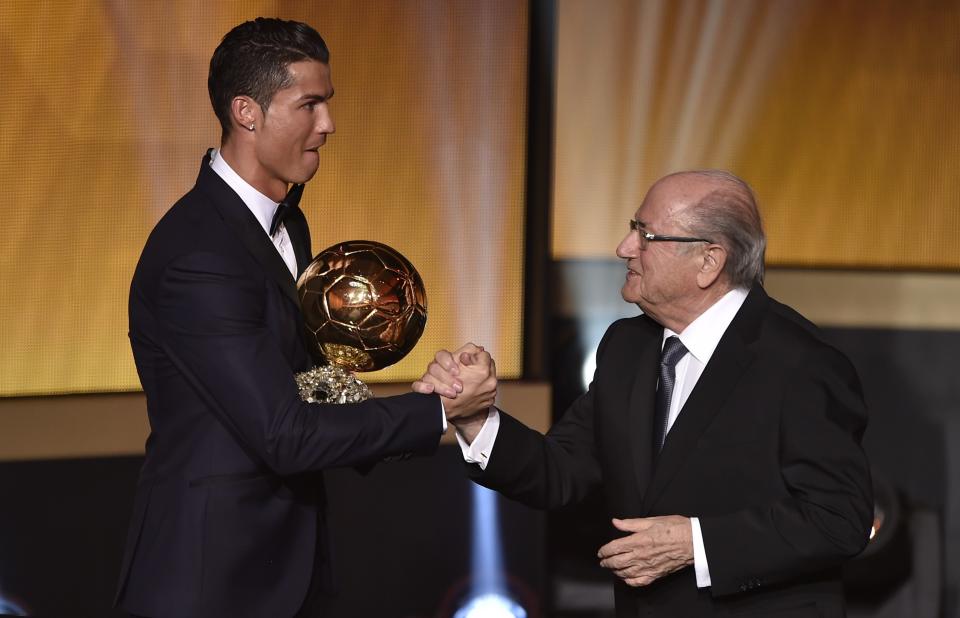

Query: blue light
471,483,504,594
0,595,27,616
458,484,528,618
454,592,527,618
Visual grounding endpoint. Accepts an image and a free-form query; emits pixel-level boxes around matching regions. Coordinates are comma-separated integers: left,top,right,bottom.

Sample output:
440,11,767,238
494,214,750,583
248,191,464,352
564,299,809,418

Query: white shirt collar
208,149,280,236
663,287,749,364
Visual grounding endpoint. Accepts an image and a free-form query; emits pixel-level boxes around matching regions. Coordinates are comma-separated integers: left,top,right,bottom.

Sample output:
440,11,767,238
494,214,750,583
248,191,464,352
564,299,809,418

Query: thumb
612,517,644,533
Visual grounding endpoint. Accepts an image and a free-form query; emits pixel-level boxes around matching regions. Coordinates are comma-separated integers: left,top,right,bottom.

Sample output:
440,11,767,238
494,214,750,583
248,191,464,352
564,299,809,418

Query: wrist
452,408,489,443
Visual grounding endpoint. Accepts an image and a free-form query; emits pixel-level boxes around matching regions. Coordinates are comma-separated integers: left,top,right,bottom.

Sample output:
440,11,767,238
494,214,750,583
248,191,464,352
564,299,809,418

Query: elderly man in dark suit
116,18,495,618
417,170,873,617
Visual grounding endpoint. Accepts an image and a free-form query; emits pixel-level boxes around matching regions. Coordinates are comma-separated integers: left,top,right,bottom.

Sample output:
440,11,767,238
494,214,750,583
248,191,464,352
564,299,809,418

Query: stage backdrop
0,1,528,397
553,0,960,269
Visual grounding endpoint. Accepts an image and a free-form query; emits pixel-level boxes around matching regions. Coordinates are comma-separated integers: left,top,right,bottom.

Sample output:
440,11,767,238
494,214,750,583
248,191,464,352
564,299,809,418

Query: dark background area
0,448,544,618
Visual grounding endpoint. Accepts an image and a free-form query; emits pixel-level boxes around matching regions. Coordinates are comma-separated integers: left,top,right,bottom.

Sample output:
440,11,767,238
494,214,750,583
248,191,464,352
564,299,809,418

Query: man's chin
290,165,319,185
288,153,321,183
621,287,649,314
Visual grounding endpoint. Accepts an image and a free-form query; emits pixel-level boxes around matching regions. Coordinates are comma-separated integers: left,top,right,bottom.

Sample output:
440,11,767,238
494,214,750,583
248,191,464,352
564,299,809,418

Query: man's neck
658,285,735,334
218,140,287,202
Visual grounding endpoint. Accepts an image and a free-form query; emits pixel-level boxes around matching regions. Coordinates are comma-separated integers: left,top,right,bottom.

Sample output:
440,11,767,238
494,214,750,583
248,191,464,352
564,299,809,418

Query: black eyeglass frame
628,219,714,245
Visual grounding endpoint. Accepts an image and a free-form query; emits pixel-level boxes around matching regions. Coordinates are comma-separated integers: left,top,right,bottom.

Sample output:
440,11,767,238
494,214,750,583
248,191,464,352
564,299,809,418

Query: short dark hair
208,18,329,138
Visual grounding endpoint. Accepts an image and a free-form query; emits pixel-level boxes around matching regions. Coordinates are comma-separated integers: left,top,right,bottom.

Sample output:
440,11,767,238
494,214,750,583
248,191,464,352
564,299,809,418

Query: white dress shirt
209,150,298,279
459,287,749,589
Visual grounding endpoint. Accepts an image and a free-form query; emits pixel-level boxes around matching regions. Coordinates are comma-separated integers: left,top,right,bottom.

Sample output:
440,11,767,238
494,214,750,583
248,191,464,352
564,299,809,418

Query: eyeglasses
628,219,713,247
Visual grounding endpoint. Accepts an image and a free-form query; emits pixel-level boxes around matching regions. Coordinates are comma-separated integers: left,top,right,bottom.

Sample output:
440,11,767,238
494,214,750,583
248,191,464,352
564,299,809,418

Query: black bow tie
269,183,304,236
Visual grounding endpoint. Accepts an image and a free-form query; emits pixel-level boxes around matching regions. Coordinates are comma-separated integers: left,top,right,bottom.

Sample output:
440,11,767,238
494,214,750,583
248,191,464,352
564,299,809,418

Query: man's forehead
639,175,714,218
653,173,711,198
635,183,683,220
282,59,333,93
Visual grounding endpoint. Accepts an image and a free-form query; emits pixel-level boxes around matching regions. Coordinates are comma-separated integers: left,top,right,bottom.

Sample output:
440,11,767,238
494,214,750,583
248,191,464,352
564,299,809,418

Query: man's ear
696,244,727,289
230,96,261,133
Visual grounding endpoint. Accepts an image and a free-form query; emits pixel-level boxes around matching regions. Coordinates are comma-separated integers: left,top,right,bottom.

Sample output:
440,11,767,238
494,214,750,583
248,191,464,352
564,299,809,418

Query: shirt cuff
690,517,712,588
439,399,448,433
455,407,500,470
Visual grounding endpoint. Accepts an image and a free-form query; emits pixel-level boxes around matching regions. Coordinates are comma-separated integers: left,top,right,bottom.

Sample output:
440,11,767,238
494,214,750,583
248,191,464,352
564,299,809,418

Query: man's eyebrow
298,90,335,102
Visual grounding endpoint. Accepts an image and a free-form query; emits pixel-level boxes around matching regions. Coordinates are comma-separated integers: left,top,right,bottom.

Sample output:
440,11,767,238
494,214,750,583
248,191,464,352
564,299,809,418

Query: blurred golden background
1,0,958,399
553,0,960,267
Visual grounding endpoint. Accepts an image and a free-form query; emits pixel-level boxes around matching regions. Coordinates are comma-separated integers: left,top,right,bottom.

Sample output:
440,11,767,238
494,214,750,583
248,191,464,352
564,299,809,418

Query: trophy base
295,365,373,403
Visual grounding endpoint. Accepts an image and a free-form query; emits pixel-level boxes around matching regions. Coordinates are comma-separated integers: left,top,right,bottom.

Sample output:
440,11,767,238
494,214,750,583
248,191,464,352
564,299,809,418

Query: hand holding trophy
295,241,428,403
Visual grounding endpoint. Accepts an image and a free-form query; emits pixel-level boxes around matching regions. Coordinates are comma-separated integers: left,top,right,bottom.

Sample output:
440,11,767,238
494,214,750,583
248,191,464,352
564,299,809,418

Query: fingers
426,344,496,404
603,558,671,588
623,575,656,588
411,380,435,394
426,374,460,399
597,537,630,560
435,349,460,375
598,551,633,570
482,377,498,403
612,517,647,533
427,360,461,386
416,366,460,399
454,342,484,356
597,538,654,588
426,353,463,393
598,519,642,558
459,349,491,368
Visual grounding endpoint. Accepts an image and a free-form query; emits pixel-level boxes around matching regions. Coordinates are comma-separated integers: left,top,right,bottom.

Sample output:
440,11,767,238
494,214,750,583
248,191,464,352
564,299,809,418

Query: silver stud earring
249,124,255,131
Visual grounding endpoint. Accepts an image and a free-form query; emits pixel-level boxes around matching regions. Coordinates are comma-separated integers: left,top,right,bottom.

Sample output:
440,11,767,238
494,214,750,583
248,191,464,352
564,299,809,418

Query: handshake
412,343,497,442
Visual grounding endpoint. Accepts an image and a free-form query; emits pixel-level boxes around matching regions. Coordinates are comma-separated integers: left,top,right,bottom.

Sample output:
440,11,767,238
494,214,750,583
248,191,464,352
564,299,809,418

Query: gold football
297,241,427,372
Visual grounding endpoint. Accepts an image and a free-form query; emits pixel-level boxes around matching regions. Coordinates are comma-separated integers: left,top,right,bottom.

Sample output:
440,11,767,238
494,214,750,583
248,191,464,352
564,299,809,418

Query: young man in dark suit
116,18,495,618
417,170,873,617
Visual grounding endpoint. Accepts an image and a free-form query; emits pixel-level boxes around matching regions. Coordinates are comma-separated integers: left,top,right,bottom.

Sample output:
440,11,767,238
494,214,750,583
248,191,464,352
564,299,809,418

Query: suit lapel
194,152,301,308
641,286,767,512
625,321,663,499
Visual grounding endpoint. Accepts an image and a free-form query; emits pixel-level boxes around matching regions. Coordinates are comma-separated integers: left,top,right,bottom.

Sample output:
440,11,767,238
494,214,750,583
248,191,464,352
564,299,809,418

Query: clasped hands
412,343,497,440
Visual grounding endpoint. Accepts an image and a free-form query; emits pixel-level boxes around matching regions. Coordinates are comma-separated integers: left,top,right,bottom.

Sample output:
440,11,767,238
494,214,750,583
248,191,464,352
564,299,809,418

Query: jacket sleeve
699,343,874,596
153,250,442,475
467,326,618,510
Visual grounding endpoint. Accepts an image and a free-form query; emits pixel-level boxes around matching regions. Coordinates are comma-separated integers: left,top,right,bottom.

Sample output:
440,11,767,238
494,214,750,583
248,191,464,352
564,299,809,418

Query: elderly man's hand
597,516,694,587
412,343,497,438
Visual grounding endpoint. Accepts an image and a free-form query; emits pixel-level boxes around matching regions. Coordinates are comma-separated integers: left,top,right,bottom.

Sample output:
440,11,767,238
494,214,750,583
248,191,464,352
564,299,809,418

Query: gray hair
675,170,766,287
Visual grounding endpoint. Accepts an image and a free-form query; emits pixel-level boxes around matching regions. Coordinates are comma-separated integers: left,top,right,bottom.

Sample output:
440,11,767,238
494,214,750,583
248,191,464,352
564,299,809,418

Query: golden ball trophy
295,241,427,403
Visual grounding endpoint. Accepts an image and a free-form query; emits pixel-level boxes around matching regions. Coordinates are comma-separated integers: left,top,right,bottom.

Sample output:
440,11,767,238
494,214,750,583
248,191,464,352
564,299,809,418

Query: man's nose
616,232,639,258
318,108,335,135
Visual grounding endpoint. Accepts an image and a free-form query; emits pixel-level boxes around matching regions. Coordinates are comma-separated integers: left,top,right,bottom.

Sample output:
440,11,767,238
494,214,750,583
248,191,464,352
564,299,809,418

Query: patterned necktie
269,183,304,236
653,336,688,453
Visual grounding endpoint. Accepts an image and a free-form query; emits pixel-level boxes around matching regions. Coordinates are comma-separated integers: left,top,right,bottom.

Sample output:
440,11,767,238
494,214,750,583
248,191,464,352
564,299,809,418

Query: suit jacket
473,285,873,617
116,152,442,618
